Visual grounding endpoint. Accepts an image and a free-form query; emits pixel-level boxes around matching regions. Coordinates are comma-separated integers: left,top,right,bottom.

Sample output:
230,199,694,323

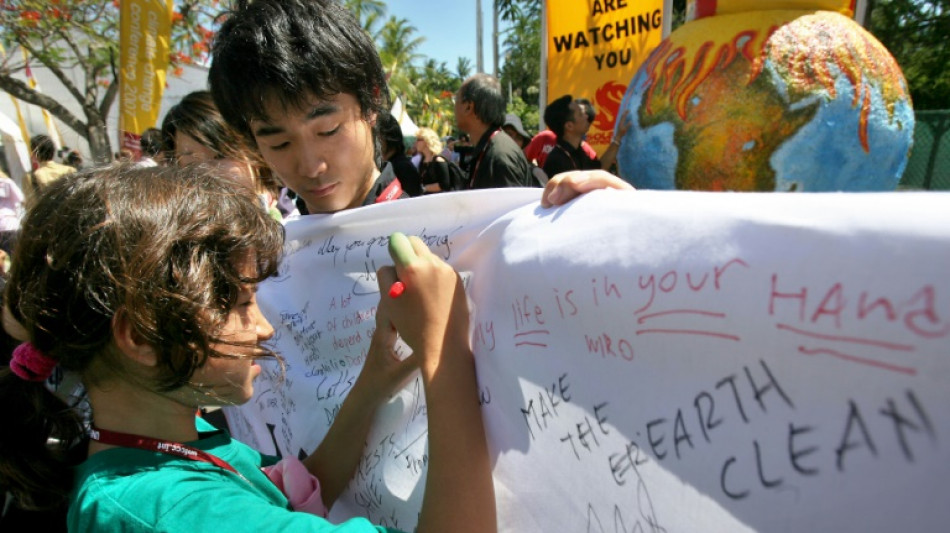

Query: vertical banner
545,0,666,155
21,49,65,151
119,0,173,158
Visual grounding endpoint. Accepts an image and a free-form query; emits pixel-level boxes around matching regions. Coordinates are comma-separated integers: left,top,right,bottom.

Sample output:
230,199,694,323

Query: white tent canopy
0,111,32,186
390,96,418,137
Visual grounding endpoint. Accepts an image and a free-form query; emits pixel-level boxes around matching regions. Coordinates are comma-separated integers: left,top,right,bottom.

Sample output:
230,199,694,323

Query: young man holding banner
207,0,631,525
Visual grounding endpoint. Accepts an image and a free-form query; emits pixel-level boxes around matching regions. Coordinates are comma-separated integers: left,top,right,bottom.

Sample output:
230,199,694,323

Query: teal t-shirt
69,418,401,532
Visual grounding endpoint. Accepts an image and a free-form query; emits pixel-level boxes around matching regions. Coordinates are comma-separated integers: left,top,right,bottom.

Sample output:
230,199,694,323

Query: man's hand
541,169,634,208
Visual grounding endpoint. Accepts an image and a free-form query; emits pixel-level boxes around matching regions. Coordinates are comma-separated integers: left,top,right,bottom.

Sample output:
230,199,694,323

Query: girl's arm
302,311,415,509
378,233,496,533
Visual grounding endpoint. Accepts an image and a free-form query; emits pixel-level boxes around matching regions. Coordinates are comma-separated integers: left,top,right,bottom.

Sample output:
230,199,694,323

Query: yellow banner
120,0,173,156
21,48,64,151
545,0,666,155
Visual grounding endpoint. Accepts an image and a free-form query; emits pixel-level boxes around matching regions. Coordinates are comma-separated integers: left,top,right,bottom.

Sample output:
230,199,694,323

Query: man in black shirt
542,95,627,179
541,95,602,178
454,74,537,190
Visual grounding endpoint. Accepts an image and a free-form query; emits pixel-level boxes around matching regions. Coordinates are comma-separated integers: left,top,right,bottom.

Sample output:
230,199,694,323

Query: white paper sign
224,189,950,532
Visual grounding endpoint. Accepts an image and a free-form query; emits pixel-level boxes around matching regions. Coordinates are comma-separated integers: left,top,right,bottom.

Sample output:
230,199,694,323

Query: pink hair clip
9,342,57,382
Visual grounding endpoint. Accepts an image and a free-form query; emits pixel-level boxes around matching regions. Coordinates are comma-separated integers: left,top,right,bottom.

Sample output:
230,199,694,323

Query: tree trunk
85,121,113,165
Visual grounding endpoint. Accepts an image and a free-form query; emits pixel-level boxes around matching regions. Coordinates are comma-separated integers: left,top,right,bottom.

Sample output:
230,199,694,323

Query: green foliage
378,15,425,99
344,0,387,36
867,0,950,110
506,93,540,136
0,0,224,161
456,57,473,80
341,2,464,135
671,0,687,31
499,0,541,129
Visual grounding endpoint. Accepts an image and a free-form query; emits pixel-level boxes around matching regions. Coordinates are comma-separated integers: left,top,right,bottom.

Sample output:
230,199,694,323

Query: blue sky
384,0,512,74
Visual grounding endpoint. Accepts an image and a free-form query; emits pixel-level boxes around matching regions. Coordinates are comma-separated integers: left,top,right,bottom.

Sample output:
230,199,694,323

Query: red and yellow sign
545,0,666,155
119,0,173,156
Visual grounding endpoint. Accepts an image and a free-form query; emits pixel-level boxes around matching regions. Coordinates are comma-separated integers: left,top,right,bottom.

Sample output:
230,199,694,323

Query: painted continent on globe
617,6,915,191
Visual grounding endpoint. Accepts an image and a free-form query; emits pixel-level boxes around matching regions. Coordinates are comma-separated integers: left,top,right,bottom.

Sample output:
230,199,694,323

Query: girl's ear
112,310,158,367
2,304,28,342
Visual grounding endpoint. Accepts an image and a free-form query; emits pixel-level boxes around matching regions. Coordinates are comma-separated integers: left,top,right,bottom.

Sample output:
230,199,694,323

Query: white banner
225,189,950,532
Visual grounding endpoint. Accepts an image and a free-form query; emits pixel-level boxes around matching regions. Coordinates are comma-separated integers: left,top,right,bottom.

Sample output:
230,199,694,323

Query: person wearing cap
502,114,531,149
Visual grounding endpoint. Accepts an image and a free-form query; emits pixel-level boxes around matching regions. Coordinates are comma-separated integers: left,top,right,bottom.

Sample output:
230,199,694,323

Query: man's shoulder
489,130,528,159
542,143,572,170
530,130,556,144
362,165,409,205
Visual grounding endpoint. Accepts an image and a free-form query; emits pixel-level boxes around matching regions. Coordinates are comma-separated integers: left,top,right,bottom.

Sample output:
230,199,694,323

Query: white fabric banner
225,189,950,532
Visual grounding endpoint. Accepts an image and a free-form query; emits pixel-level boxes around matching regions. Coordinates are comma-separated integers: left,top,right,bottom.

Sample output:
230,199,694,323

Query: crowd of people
0,0,633,532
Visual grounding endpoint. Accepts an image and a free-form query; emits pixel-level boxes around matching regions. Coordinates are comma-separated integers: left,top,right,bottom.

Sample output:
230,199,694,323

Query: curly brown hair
0,163,284,510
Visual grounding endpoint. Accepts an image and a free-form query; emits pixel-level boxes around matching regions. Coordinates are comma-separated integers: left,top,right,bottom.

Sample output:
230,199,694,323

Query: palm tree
456,57,473,80
342,0,387,39
491,0,539,76
378,16,426,113
415,59,459,134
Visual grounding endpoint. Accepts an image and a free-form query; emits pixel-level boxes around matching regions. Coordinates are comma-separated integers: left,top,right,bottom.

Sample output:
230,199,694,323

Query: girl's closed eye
269,141,290,151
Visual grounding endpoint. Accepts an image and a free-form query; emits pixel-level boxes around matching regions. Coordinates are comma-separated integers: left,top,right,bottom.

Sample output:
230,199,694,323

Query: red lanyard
468,129,501,189
89,426,246,480
375,176,403,203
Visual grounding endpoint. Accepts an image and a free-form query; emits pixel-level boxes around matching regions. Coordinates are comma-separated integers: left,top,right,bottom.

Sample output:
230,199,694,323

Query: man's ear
112,309,158,367
368,111,378,127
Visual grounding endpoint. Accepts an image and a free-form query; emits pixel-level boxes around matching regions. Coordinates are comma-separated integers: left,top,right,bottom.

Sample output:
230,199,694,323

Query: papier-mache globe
617,0,914,191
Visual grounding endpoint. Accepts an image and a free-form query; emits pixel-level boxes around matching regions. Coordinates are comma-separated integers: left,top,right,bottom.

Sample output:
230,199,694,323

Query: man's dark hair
140,128,163,158
377,113,406,160
575,98,596,123
458,74,506,130
543,95,574,139
65,150,83,169
208,0,389,150
30,135,55,163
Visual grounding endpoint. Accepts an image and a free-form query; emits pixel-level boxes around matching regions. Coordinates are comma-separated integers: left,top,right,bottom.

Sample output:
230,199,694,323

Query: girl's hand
377,233,470,374
357,300,418,397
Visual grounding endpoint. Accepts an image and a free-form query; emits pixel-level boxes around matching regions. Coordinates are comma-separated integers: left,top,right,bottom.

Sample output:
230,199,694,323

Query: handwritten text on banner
224,189,949,532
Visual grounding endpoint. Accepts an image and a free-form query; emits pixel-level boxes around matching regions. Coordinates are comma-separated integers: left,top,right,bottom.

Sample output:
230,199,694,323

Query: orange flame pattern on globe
640,11,909,153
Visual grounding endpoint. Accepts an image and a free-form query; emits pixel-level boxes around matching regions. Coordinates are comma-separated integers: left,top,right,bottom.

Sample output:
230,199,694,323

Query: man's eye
319,125,341,137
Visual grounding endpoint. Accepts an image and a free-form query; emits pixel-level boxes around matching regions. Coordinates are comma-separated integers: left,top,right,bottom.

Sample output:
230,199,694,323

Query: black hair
139,128,164,158
575,98,596,123
543,94,574,139
30,135,55,162
64,151,83,169
458,74,506,130
378,112,406,160
208,0,389,167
